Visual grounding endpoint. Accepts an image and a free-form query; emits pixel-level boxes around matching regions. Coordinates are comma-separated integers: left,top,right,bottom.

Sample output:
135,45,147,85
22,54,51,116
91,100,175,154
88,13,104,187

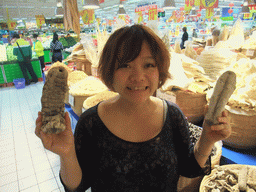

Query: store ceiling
0,0,246,22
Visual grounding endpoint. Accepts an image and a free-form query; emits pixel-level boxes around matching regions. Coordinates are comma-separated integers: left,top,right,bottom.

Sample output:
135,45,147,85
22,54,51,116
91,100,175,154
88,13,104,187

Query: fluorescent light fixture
163,0,176,9
190,6,197,16
215,8,221,16
117,1,126,15
55,7,64,17
83,0,100,9
241,1,250,14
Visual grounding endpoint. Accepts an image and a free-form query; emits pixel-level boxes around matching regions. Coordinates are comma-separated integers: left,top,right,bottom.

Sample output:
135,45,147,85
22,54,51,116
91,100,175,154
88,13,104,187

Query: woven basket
223,106,256,149
199,164,256,192
175,91,207,124
177,141,222,192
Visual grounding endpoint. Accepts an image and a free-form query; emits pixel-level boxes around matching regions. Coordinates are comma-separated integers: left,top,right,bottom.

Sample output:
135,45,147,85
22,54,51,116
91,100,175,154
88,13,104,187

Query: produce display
200,164,256,192
0,45,7,62
205,71,236,125
6,45,17,61
41,65,69,134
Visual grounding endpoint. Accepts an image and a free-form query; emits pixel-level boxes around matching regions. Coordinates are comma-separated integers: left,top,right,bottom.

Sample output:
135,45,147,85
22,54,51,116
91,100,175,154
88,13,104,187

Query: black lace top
60,100,211,192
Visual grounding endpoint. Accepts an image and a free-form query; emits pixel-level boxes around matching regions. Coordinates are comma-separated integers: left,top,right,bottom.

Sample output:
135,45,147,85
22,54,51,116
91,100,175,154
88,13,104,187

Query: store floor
0,82,91,192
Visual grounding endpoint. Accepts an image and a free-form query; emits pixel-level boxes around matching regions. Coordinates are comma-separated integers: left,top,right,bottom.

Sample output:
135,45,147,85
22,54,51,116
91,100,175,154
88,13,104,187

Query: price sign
7,20,17,30
35,15,45,28
149,4,158,20
69,94,75,107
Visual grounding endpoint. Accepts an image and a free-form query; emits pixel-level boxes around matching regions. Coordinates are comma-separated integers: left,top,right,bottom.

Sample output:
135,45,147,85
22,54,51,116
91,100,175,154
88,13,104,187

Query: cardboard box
69,94,89,116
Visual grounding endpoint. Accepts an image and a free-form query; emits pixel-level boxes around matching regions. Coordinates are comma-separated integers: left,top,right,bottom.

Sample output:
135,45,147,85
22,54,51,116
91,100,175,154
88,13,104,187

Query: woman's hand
202,109,232,144
35,112,75,157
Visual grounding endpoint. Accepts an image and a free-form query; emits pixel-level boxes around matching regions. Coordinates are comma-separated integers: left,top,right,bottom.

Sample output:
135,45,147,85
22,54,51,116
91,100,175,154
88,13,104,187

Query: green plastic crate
0,67,5,84
4,59,42,83
44,49,51,63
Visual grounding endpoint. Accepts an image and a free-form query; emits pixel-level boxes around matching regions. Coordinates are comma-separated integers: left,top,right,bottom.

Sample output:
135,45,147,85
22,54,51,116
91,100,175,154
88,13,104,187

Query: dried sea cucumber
41,66,68,134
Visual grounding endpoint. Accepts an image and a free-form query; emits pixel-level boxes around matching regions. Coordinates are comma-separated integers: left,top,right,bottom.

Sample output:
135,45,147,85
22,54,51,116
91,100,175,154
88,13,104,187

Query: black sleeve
60,107,97,192
166,101,211,178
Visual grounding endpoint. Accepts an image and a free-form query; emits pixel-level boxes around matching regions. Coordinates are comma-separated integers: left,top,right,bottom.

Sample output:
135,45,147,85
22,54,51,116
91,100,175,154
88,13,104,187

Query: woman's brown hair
98,24,171,91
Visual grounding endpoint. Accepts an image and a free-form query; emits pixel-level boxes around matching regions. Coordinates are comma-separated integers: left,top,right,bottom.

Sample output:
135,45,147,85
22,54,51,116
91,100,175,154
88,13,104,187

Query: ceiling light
83,0,100,9
215,8,221,16
117,1,126,15
55,0,64,17
163,0,176,9
190,6,197,16
241,1,250,14
55,7,64,17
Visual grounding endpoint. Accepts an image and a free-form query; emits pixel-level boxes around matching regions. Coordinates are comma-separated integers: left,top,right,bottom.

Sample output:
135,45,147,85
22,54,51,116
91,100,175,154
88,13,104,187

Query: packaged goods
226,58,256,111
196,48,237,80
63,0,80,35
200,164,256,192
226,18,245,49
83,90,119,110
174,40,182,54
184,41,198,60
219,25,230,41
41,66,69,134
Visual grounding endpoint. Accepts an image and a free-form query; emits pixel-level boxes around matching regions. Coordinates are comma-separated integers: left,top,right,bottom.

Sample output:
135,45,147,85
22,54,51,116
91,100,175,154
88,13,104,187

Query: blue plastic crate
13,78,25,89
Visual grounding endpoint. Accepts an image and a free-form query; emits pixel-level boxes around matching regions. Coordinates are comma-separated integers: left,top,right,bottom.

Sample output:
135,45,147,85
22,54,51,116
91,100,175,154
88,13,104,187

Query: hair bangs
115,27,146,70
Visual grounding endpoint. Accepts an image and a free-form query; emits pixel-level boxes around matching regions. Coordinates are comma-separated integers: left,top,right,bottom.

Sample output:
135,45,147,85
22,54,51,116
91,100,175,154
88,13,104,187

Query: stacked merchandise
200,164,256,192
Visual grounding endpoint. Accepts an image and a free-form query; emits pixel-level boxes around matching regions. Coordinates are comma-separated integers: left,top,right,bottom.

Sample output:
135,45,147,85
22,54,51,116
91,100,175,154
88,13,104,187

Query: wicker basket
177,141,222,192
199,164,256,192
223,106,256,149
175,91,207,124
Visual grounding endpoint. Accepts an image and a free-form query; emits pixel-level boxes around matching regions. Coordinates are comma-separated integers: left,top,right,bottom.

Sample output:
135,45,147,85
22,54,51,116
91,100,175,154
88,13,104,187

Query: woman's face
112,41,159,104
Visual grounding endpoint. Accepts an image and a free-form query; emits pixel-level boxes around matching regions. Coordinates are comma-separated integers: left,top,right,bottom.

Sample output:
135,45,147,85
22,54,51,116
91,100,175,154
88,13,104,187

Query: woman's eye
118,64,130,69
145,63,156,68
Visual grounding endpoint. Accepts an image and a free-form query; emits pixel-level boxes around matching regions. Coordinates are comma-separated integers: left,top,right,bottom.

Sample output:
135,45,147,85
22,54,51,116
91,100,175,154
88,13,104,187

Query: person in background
0,34,3,45
13,33,38,85
32,34,45,74
192,28,198,38
50,32,63,63
180,26,188,49
35,24,231,192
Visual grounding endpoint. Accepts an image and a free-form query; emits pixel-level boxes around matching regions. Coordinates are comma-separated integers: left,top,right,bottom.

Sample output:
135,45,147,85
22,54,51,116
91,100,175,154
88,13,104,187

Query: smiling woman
36,24,231,192
98,24,171,91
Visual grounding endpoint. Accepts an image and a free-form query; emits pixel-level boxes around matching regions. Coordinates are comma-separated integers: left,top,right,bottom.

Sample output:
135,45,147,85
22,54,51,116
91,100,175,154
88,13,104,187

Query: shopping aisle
0,82,91,192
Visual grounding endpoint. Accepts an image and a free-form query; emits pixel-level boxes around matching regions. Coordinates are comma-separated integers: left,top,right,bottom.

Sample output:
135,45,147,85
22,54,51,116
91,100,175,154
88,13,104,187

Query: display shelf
0,59,42,83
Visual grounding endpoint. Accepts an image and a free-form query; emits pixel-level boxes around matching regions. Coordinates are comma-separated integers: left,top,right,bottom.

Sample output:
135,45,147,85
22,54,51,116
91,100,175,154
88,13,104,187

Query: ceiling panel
0,0,246,22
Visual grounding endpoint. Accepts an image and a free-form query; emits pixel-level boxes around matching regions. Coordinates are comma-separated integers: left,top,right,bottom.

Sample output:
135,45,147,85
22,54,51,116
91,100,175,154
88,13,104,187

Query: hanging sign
35,15,45,28
135,7,143,23
205,8,214,18
243,5,256,20
7,20,17,31
200,0,218,9
148,4,158,20
185,0,200,11
81,9,95,24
